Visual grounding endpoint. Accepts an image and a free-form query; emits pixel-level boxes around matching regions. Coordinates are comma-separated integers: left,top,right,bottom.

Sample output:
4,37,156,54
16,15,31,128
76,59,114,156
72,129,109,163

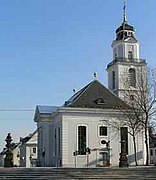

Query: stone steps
0,167,155,179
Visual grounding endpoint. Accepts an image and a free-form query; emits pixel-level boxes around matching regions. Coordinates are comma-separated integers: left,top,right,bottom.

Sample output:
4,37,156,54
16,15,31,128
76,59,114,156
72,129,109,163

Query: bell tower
106,1,147,100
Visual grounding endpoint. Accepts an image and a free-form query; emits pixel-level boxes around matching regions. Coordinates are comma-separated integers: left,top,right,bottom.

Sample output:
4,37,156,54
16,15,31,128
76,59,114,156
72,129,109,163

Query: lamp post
119,140,128,167
73,150,78,167
106,141,110,166
86,147,91,167
29,155,33,167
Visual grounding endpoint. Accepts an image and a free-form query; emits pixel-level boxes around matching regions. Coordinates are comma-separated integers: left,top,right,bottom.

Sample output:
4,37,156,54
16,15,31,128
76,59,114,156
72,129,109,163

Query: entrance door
98,152,109,166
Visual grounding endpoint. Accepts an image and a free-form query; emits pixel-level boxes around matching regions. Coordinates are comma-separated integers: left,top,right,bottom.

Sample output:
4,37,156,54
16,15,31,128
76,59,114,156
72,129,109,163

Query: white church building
34,4,147,167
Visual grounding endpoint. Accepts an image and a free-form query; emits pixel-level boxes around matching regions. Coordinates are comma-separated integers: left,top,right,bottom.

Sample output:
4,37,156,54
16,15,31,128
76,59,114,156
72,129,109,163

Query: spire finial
93,72,98,79
123,0,127,23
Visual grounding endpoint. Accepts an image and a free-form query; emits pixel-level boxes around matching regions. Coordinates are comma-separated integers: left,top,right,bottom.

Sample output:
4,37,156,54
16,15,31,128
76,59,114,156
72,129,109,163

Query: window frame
77,124,88,156
128,68,136,87
58,127,61,156
112,71,116,90
33,147,36,154
54,128,57,156
98,125,108,137
128,51,133,60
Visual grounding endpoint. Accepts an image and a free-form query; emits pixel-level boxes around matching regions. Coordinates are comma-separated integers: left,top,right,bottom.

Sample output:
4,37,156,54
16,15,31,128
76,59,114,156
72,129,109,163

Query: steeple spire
123,0,127,23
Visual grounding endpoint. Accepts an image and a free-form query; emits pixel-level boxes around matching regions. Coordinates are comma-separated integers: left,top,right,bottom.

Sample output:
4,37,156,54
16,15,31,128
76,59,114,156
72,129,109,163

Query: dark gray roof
115,21,138,41
37,105,60,115
64,80,128,109
116,22,134,33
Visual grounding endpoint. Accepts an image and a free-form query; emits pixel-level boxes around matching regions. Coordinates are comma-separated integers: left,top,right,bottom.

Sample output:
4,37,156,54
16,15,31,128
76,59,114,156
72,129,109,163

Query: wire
0,109,35,112
0,119,35,121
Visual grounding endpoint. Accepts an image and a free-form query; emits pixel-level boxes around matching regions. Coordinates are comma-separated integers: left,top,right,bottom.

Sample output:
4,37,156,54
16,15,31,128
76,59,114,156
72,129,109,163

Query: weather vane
123,0,127,22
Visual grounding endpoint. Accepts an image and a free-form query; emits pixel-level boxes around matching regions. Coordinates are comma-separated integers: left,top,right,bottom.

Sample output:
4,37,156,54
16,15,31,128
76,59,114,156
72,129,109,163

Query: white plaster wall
60,109,146,167
19,132,38,167
12,146,20,167
48,114,62,167
62,112,124,167
124,42,139,60
37,122,44,166
38,120,51,166
107,63,146,100
25,145,37,167
112,41,139,60
37,108,146,167
62,114,68,167
127,130,145,165
39,114,62,167
42,121,50,166
26,133,38,167
26,146,31,167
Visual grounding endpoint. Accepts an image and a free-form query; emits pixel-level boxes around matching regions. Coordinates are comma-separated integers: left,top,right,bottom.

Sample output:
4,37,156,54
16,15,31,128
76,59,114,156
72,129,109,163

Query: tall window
112,71,116,90
78,126,86,155
54,128,57,156
120,127,128,154
114,48,117,59
128,68,136,87
58,127,61,156
40,129,43,157
128,51,133,60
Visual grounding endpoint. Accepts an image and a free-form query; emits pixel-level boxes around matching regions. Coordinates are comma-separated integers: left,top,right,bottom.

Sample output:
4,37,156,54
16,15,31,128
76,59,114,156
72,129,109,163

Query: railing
107,57,146,69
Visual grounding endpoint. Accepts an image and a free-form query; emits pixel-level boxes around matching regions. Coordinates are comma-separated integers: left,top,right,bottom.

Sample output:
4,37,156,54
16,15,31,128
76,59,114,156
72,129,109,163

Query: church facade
34,5,147,167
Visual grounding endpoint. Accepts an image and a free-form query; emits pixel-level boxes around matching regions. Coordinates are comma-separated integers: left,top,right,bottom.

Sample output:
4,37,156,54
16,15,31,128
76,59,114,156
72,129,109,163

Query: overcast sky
0,0,156,150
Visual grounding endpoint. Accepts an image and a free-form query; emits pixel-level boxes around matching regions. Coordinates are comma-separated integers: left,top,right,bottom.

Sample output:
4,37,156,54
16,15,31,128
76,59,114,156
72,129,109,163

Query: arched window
128,68,136,87
128,51,133,60
112,71,116,90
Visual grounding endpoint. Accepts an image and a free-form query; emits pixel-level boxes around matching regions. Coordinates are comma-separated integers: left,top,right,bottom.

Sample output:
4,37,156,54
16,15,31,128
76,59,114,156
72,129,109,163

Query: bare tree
121,67,156,166
110,109,143,166
119,98,144,166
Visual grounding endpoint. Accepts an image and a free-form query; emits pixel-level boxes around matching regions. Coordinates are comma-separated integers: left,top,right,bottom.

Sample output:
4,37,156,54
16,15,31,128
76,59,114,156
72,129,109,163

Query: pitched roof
64,80,128,109
21,130,37,144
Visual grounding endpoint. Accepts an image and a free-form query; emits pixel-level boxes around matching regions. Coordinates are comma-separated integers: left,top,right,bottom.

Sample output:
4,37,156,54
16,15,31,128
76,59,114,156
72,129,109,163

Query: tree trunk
145,123,149,166
133,134,138,166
